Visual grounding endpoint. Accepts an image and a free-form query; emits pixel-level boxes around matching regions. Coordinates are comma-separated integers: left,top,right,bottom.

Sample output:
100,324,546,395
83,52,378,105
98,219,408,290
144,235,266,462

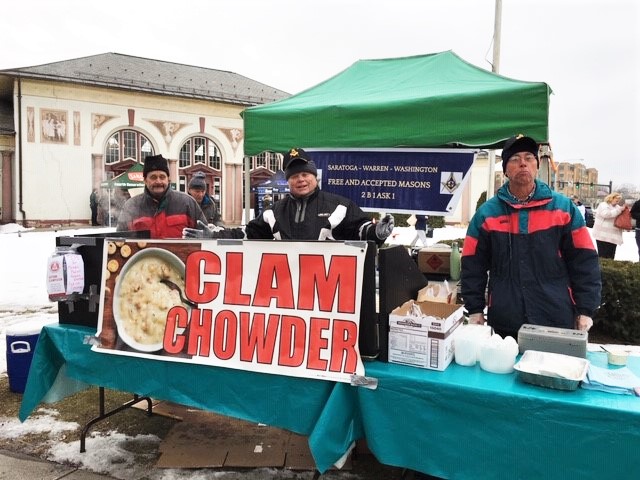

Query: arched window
178,136,224,211
179,136,221,170
105,130,154,164
268,152,281,172
248,152,283,172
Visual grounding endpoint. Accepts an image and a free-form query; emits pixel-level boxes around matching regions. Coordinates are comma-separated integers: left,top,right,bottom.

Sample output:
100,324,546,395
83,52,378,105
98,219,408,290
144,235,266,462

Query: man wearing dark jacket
246,148,393,244
187,172,223,227
184,148,394,244
117,154,206,239
461,135,601,338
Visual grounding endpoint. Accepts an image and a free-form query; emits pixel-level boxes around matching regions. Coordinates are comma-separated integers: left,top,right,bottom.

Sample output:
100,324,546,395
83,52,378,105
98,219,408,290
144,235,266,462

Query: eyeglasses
508,153,537,162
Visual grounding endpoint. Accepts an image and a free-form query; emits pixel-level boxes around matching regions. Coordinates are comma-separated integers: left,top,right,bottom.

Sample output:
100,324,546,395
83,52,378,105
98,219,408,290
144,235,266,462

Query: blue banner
308,149,476,215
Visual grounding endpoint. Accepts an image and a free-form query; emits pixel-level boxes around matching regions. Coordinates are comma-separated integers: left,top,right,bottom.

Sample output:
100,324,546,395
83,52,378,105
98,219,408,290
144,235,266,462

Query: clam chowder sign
95,239,367,383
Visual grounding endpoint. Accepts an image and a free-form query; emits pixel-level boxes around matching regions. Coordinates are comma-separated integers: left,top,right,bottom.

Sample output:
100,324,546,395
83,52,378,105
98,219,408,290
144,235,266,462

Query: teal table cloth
19,324,359,472
20,324,640,477
359,357,640,479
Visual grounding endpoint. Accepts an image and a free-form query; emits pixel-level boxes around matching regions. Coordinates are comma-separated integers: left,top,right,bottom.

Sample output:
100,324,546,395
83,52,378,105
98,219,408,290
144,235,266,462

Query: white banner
94,239,367,383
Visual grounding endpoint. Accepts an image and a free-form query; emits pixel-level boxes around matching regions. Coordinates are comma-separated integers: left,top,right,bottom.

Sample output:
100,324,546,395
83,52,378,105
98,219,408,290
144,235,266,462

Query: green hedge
592,259,640,343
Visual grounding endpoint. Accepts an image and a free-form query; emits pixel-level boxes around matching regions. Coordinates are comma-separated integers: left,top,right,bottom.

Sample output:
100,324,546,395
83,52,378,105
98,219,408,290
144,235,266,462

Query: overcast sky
2,0,638,189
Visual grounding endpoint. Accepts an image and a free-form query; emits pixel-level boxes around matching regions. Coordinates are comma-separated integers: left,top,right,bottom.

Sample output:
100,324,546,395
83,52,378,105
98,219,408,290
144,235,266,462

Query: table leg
80,387,153,452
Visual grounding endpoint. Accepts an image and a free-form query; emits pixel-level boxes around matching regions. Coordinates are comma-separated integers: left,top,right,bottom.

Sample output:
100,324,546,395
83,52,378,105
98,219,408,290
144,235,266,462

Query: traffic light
576,182,581,189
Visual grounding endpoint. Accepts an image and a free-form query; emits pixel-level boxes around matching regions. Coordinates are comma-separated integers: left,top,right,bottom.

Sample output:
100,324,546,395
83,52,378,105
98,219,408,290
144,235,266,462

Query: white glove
183,220,225,239
467,313,486,325
575,314,593,331
375,214,395,240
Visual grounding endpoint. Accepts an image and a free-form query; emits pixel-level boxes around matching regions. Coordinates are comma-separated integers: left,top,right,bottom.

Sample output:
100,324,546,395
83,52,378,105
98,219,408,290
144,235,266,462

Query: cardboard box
417,245,451,275
388,300,463,371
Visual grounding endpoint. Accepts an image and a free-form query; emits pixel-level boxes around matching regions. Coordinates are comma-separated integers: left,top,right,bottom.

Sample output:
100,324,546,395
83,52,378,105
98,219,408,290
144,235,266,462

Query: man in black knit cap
117,154,206,239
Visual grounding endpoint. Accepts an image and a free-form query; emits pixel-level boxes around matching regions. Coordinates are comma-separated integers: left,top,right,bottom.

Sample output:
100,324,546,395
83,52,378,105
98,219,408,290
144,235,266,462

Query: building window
248,152,282,172
104,130,154,164
179,136,222,170
179,140,191,168
255,153,267,169
268,152,281,171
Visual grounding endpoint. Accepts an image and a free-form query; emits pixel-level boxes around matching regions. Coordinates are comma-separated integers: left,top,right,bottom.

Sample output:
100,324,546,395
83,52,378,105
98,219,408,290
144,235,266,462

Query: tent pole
244,155,251,225
108,189,112,227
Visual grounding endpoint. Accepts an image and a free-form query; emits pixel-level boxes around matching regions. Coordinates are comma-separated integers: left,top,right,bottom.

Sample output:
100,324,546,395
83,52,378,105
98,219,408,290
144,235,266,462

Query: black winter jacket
246,188,382,244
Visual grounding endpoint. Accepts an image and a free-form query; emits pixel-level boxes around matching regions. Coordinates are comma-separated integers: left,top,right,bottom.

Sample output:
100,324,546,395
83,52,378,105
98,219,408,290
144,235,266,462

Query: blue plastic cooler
6,320,50,393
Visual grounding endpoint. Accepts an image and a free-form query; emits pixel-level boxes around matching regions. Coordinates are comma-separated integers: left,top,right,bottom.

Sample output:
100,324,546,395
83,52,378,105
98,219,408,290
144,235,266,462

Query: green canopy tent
242,51,551,155
100,162,144,189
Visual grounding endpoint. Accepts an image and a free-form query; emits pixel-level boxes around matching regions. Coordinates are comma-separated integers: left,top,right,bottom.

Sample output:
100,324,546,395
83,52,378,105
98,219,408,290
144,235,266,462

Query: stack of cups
454,324,493,366
478,334,519,374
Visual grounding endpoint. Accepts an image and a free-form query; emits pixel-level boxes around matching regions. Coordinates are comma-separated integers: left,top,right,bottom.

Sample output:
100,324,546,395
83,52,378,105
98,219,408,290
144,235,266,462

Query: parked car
584,206,595,228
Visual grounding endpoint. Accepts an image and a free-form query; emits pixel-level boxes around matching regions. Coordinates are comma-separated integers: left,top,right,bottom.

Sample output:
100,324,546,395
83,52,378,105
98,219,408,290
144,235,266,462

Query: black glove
375,214,394,240
183,220,224,239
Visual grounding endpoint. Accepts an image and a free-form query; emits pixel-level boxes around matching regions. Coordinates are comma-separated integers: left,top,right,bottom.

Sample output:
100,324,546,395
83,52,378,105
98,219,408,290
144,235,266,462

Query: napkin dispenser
517,324,588,358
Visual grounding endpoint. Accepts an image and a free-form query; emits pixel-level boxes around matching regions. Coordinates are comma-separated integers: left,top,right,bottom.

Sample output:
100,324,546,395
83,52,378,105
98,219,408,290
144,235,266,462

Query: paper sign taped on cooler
46,253,85,300
64,254,85,294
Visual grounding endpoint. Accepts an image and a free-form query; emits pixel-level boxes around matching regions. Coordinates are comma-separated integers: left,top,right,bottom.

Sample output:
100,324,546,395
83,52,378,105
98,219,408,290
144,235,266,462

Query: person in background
631,198,640,258
461,135,601,339
592,192,626,259
117,154,206,239
187,172,223,227
184,147,394,244
409,214,429,248
89,188,99,226
262,194,273,211
571,195,586,218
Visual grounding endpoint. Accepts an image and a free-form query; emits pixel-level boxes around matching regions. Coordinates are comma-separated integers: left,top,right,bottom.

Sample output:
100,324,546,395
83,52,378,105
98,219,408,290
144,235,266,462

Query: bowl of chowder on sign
113,248,188,352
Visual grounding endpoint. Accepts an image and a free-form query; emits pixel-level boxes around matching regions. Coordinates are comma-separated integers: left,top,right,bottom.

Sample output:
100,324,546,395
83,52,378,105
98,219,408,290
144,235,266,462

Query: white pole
492,0,502,74
487,0,502,200
108,188,112,227
244,156,251,224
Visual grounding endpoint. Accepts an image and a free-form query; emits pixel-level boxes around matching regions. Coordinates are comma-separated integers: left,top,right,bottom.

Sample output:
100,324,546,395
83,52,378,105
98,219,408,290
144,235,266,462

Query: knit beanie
143,154,170,177
188,172,207,190
501,135,539,173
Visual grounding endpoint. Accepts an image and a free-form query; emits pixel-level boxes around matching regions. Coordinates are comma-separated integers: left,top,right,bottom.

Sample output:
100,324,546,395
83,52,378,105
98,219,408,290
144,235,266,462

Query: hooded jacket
117,187,206,239
461,179,601,337
199,194,223,227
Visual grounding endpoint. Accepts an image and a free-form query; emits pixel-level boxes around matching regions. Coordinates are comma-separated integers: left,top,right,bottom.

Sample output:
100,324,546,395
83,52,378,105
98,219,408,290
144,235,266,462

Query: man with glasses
461,135,601,339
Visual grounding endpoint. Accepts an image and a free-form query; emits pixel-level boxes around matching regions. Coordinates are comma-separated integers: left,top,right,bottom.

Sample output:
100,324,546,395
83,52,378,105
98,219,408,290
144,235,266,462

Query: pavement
0,448,414,480
0,449,117,480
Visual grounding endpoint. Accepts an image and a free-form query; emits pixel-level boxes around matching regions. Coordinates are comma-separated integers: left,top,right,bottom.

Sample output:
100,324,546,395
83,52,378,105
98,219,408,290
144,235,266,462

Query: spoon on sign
160,279,197,308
